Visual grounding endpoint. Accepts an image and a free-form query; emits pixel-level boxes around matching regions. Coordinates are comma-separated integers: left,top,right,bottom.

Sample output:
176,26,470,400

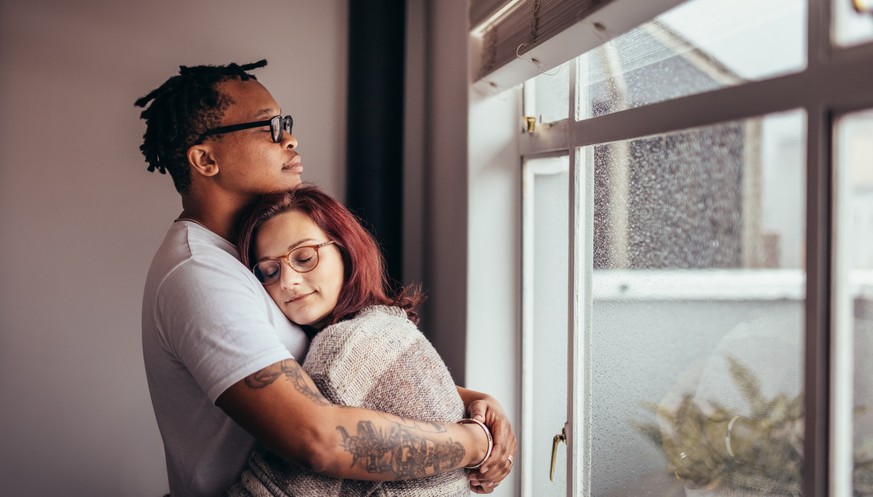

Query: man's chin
286,172,303,187
277,173,303,190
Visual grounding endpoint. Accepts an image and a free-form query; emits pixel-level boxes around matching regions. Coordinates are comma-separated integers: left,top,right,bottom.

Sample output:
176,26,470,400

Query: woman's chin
293,315,328,330
307,317,328,330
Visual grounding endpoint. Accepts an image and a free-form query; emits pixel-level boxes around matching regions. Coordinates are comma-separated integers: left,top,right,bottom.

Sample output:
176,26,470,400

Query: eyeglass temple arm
201,119,271,138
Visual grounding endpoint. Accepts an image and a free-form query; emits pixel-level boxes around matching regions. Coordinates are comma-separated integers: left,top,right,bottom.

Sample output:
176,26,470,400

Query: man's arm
217,359,489,480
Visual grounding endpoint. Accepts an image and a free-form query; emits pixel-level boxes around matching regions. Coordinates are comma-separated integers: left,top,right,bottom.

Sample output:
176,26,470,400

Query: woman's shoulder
303,306,422,374
356,304,408,320
329,305,412,330
311,305,417,347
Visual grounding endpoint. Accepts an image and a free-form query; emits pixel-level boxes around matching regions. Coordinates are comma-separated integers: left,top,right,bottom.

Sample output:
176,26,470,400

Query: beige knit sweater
227,305,469,497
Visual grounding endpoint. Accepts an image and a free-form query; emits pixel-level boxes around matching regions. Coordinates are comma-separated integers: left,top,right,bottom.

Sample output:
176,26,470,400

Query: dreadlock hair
134,60,268,194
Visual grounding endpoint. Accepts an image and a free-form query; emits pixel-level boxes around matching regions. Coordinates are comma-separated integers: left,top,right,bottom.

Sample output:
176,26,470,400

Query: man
136,60,515,497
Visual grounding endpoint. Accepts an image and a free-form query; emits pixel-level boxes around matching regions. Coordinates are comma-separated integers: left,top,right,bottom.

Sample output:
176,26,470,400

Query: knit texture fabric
227,305,469,496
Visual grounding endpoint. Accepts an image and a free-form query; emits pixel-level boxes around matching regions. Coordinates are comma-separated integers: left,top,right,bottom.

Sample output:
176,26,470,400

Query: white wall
0,1,347,495
466,84,523,497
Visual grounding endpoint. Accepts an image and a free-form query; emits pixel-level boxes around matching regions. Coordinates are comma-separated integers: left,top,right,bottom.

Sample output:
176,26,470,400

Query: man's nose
283,132,298,150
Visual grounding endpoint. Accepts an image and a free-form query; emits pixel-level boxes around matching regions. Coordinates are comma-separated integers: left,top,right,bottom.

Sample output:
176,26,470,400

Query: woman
227,184,493,496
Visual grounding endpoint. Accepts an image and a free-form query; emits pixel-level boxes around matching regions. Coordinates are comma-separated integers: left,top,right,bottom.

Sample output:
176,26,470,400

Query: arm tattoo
244,359,330,406
377,412,447,433
337,420,465,478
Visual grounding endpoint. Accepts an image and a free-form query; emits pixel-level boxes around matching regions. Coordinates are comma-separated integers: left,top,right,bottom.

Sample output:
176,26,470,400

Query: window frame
496,0,873,495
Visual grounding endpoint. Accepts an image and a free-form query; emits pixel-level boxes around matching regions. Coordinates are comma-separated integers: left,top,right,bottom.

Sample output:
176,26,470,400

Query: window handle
550,426,567,482
525,115,537,133
852,0,872,15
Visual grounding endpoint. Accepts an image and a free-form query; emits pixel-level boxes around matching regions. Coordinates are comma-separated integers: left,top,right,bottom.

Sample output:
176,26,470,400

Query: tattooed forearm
337,420,465,478
376,412,447,433
245,359,330,406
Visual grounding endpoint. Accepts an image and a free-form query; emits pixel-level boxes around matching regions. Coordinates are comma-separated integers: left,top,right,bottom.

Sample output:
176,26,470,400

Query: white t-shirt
142,220,309,497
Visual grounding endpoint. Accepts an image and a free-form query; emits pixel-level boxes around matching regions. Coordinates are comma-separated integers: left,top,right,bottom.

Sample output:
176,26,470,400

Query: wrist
459,418,493,470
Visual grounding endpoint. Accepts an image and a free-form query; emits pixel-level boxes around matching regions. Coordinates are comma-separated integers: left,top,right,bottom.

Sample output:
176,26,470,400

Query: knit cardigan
227,305,469,497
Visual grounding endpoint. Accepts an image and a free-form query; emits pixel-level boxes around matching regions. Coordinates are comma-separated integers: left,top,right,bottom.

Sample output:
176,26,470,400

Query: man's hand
457,387,517,493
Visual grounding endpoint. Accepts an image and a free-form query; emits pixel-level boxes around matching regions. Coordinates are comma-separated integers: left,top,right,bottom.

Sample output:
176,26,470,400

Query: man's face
205,79,303,195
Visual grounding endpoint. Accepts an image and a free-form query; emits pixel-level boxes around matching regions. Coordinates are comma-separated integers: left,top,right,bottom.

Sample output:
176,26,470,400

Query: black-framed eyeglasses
252,241,337,285
197,115,293,144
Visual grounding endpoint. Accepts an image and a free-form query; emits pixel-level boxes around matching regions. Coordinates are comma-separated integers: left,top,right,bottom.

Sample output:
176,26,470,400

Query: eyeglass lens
253,245,319,284
271,115,294,143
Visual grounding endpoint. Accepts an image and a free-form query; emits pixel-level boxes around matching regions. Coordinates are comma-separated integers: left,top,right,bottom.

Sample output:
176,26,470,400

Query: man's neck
180,193,256,243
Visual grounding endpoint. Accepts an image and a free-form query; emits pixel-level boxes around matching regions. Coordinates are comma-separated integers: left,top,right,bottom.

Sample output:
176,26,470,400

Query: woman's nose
278,262,303,288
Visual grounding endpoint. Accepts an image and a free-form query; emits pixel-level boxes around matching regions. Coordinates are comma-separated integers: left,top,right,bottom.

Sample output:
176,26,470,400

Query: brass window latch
854,0,873,14
550,426,567,482
525,115,537,133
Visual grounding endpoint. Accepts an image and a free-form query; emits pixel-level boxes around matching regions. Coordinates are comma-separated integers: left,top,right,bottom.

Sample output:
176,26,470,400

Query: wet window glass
577,0,806,119
584,110,807,496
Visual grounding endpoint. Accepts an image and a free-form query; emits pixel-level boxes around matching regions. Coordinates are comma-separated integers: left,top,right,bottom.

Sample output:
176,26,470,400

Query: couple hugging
137,60,515,497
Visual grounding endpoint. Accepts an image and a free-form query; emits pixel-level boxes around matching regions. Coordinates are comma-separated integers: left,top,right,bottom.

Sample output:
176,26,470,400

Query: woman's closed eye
254,261,281,284
293,255,314,266
262,264,280,279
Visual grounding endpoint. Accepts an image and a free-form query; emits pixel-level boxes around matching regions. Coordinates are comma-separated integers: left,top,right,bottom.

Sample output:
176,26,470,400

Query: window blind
471,0,612,80
470,0,518,29
470,0,686,90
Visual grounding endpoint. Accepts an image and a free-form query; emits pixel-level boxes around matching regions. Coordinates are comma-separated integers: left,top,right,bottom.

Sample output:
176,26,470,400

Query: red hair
238,184,424,326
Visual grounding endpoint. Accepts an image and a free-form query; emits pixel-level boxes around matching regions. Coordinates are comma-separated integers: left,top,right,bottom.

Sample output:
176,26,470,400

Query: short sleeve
154,254,293,403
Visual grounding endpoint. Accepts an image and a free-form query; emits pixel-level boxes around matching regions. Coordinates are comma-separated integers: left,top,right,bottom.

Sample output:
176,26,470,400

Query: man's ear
187,144,220,178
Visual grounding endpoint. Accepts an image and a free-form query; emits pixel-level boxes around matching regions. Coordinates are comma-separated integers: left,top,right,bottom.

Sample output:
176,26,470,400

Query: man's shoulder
156,222,239,264
146,223,246,289
142,223,306,388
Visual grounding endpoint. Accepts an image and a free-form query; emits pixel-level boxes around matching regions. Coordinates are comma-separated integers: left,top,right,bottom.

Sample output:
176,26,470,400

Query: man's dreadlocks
134,60,268,194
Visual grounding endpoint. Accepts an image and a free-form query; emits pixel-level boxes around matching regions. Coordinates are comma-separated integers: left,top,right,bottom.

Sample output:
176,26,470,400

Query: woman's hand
457,387,517,492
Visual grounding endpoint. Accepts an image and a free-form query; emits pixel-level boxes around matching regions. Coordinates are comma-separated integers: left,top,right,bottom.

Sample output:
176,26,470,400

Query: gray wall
414,0,472,385
0,1,348,495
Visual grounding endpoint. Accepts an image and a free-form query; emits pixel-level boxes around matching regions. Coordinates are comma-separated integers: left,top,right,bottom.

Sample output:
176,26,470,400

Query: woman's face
254,210,344,327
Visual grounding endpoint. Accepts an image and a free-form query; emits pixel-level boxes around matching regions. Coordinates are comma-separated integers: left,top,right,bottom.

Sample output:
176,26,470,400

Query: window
522,155,571,495
583,111,806,496
577,0,806,118
468,0,873,495
834,108,873,496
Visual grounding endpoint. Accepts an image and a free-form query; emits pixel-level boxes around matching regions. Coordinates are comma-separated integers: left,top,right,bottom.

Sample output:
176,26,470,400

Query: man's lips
283,156,302,172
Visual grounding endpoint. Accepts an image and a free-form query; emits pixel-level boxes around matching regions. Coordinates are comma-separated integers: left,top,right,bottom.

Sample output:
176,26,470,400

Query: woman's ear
187,144,219,178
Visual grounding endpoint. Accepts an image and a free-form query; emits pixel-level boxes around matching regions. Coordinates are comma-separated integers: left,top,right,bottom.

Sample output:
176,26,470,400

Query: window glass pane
522,156,569,495
833,0,873,47
835,109,873,496
577,0,806,120
583,110,806,496
523,61,570,125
